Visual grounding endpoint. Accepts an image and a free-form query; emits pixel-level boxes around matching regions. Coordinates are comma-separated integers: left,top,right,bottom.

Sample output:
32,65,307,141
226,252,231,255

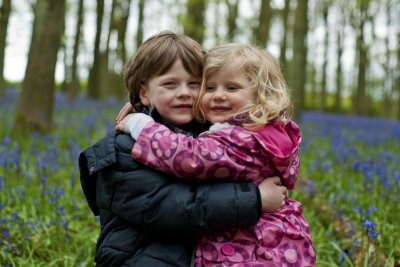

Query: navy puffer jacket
79,131,261,267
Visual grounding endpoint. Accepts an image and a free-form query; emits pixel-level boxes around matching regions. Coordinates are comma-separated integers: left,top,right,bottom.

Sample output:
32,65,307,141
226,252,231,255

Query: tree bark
183,0,206,44
87,0,104,99
226,0,238,42
135,0,145,50
13,0,65,135
279,0,290,75
288,0,308,122
320,3,329,111
0,0,11,97
67,0,84,100
334,25,343,113
355,32,367,116
396,30,400,119
252,0,271,47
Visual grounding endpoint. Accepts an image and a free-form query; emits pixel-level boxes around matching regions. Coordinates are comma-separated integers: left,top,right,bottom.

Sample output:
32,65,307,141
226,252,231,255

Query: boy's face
139,59,200,126
200,62,255,123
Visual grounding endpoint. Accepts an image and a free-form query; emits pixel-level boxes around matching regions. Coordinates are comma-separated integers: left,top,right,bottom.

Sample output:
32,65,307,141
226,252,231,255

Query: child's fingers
115,122,124,132
116,102,133,123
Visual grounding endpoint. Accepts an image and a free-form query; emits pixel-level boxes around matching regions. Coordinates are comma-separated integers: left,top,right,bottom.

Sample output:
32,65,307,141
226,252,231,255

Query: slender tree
279,0,290,74
0,0,11,97
252,0,271,47
13,0,65,134
288,0,308,121
226,0,238,42
135,0,145,50
183,0,206,44
67,0,84,100
353,0,369,116
320,1,329,111
116,0,130,63
381,1,392,117
87,0,104,99
396,27,400,119
334,16,344,113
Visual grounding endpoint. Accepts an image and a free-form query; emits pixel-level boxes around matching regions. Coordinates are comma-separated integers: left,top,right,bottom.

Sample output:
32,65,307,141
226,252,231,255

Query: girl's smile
200,61,255,123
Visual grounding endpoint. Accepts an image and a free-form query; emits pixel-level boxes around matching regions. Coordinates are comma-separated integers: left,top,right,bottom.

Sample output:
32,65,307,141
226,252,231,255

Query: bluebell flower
2,229,9,239
0,175,4,192
2,136,11,147
364,219,380,239
56,188,64,198
12,212,19,222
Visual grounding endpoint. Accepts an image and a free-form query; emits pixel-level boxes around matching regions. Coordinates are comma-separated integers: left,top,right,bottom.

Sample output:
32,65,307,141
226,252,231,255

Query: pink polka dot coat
131,120,316,266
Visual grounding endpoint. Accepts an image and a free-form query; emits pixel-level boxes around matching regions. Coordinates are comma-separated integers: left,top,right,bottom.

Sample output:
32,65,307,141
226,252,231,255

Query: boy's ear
139,86,150,107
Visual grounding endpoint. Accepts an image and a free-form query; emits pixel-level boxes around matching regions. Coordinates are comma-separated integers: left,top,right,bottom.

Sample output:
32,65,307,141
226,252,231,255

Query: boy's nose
176,85,191,98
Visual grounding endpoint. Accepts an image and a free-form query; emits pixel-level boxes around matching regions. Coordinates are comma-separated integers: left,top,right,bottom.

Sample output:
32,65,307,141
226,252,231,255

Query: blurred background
0,0,399,135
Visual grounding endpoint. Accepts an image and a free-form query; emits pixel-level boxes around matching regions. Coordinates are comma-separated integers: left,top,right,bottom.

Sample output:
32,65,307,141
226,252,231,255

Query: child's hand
115,113,154,139
115,113,135,132
258,177,287,213
116,102,134,124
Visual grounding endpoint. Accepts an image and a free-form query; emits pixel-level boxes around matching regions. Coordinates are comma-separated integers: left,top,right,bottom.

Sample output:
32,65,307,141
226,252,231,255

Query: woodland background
0,0,399,266
0,0,399,134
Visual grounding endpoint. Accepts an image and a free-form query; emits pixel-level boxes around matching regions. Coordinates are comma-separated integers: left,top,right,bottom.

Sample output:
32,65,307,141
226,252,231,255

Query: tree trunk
135,0,145,50
334,26,343,113
13,0,65,135
396,31,400,119
87,0,104,99
354,0,369,116
288,0,308,122
226,0,238,41
117,0,130,63
0,0,11,97
382,2,393,118
355,31,367,116
67,0,84,100
320,3,329,111
252,0,271,47
183,0,206,44
279,0,290,75
115,0,130,99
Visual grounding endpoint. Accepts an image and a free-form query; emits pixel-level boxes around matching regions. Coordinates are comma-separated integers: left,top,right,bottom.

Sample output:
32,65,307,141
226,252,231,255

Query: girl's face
200,63,255,123
139,59,200,126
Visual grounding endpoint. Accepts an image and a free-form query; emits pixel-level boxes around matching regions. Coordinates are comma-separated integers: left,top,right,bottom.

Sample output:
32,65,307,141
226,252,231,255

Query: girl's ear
139,86,150,107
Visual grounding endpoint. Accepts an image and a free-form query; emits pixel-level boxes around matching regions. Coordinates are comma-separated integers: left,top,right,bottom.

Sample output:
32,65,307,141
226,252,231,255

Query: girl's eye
206,86,215,92
227,85,237,91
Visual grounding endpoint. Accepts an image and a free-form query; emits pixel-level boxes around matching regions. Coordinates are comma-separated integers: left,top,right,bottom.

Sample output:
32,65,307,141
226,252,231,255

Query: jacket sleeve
131,122,263,180
103,133,261,237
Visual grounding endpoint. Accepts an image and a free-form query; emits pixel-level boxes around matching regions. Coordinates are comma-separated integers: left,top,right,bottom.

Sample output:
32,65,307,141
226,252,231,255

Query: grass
1,89,399,266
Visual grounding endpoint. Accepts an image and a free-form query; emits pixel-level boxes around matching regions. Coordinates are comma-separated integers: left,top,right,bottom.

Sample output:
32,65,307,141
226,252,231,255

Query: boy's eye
163,82,177,89
188,81,201,89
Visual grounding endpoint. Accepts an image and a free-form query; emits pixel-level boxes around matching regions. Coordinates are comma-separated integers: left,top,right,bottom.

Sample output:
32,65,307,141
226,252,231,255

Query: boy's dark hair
123,31,205,111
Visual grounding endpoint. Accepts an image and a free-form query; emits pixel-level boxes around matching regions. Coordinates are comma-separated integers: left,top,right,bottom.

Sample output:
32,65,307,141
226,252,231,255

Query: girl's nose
212,88,226,101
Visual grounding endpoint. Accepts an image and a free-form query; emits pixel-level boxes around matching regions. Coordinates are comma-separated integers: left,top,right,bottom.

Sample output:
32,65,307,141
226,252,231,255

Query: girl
117,43,316,266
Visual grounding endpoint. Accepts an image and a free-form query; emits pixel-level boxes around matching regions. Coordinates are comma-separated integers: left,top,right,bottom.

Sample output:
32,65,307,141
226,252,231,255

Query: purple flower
2,229,9,239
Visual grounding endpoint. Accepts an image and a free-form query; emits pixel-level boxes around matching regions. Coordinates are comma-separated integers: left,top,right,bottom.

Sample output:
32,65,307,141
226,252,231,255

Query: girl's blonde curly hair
194,43,292,130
